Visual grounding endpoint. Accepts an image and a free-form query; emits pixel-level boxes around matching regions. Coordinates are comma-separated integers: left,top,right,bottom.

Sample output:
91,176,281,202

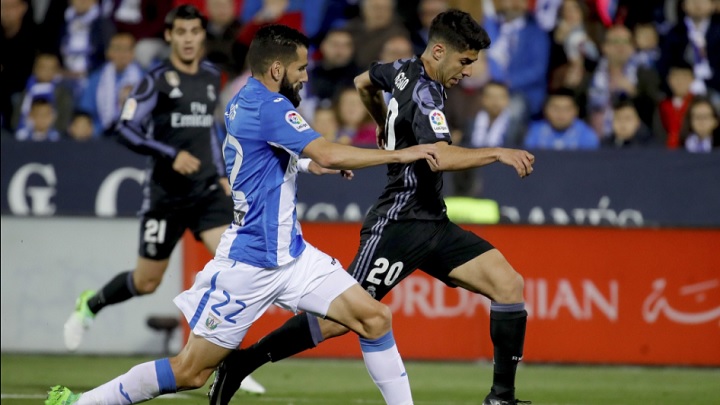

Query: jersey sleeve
260,99,321,155
411,82,452,145
115,74,178,160
369,61,401,92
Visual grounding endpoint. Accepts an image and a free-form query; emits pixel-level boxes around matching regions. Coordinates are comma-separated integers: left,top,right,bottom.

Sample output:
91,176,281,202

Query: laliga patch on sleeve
285,111,310,132
120,98,138,120
428,109,449,134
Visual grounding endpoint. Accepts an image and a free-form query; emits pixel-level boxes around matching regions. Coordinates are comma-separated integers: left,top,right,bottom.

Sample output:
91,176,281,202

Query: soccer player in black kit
62,4,265,394
209,9,535,405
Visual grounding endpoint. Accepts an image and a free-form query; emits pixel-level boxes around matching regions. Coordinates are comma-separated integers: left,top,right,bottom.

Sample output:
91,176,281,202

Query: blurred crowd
1,0,719,153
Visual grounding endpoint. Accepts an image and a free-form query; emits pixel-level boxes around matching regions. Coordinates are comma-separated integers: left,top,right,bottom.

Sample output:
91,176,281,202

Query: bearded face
279,72,303,107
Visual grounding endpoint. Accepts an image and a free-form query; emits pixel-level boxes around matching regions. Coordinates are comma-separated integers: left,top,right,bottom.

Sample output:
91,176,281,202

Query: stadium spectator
344,0,410,69
108,0,173,69
682,96,720,152
60,0,115,94
380,34,415,63
602,98,658,149
632,22,661,70
308,28,359,101
548,0,599,72
410,0,449,56
484,0,550,119
588,24,660,138
205,0,244,77
660,0,720,96
312,101,341,142
15,98,61,142
239,0,327,40
465,81,512,147
524,88,599,150
334,86,376,147
1,0,38,131
65,110,96,141
653,60,696,149
234,0,303,51
78,32,143,137
12,53,74,135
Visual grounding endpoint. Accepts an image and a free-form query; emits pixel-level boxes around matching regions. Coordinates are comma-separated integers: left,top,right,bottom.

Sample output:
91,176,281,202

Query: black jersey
368,57,452,221
117,60,224,207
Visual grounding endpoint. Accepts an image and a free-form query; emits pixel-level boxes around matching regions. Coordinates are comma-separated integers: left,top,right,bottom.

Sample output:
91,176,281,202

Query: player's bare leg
199,225,267,394
47,334,232,405
447,249,529,405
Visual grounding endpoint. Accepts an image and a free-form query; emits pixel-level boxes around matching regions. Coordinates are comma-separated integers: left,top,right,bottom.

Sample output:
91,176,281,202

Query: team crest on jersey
205,314,222,330
366,285,377,298
120,98,137,120
164,71,180,87
285,111,309,132
207,84,216,101
429,109,449,134
225,103,238,121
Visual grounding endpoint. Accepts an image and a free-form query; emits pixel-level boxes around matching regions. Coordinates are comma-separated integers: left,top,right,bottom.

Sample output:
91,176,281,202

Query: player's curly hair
164,4,208,31
247,25,310,75
428,9,491,52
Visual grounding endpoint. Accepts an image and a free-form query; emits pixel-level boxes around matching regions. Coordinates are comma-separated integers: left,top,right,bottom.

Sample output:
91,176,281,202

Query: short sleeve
261,98,321,155
411,83,452,145
369,61,400,92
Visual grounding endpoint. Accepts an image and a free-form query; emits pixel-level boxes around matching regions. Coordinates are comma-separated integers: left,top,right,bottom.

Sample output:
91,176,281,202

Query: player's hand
308,161,354,180
398,144,440,170
376,126,386,150
219,177,232,196
498,148,535,178
172,150,201,175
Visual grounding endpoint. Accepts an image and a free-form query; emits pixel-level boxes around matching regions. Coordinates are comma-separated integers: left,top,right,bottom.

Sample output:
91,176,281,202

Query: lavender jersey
116,60,224,208
369,57,452,221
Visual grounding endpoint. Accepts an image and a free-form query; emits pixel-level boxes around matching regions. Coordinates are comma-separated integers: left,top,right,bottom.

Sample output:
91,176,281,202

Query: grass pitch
1,354,718,405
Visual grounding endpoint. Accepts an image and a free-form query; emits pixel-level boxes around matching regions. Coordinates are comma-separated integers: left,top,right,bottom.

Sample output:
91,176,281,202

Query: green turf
2,354,718,404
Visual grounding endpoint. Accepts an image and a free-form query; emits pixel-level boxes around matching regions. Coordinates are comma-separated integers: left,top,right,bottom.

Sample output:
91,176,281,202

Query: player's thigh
171,332,232,388
174,258,284,350
348,213,437,300
191,188,233,253
133,256,170,291
448,249,524,303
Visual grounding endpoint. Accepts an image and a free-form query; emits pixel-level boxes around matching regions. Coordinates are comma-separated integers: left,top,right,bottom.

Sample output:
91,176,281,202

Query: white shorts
174,242,356,349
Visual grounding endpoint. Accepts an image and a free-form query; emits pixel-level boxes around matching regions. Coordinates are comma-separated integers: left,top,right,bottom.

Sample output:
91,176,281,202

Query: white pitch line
0,393,191,400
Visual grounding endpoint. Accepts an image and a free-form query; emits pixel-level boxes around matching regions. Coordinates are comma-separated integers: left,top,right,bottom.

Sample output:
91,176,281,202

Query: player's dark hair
428,9,491,52
247,24,310,75
164,4,208,31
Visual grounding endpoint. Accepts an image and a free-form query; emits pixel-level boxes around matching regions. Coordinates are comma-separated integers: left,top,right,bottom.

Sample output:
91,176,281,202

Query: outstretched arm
432,142,535,178
302,136,439,171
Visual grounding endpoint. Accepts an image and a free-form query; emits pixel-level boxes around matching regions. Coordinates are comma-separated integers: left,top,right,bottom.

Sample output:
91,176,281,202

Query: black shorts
138,187,233,260
348,212,495,300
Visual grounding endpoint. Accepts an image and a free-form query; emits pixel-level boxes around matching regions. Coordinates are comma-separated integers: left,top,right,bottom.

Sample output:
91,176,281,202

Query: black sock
87,271,138,315
225,312,319,377
489,304,527,399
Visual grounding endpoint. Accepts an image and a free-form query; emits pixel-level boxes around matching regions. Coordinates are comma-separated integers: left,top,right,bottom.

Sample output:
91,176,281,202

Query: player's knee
134,277,162,294
362,303,392,340
495,272,525,303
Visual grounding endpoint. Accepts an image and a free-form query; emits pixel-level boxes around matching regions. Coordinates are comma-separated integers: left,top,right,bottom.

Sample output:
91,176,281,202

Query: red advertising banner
183,224,720,366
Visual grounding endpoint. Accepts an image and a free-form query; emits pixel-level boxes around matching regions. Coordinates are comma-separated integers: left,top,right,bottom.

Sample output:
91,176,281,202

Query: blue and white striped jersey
216,78,321,268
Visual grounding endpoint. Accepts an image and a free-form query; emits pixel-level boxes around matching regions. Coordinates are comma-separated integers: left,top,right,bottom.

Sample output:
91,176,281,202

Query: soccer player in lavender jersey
45,24,440,405
60,4,268,394
210,9,535,405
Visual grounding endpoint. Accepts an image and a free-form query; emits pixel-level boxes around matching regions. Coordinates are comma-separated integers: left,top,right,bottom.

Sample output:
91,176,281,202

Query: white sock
359,330,413,405
77,358,176,404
